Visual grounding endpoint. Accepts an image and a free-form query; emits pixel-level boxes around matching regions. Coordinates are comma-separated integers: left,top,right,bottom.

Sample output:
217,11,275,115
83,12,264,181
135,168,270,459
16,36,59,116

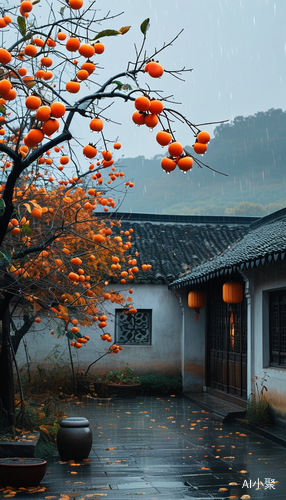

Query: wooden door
206,283,247,400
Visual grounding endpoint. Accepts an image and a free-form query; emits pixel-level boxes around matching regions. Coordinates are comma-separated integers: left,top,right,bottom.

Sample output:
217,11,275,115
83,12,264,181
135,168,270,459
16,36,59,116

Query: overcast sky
34,0,286,159
90,0,286,158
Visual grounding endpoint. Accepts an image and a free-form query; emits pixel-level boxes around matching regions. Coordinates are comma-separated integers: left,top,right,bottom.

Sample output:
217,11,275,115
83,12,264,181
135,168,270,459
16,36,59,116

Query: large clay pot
0,457,47,487
57,417,92,461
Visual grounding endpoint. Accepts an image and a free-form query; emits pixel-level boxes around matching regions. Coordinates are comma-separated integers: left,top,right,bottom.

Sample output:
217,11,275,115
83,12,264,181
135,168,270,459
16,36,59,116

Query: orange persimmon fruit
90,118,104,132
24,44,37,57
168,141,184,157
149,99,164,115
25,95,42,110
146,61,164,78
161,157,177,173
77,69,89,80
144,113,159,129
42,118,59,136
31,207,43,219
132,111,145,126
36,106,51,122
83,144,97,158
177,156,193,172
94,42,105,54
66,80,80,93
193,142,208,154
66,37,81,52
156,130,172,146
50,101,66,118
41,56,53,67
79,43,95,58
69,0,83,9
81,61,95,74
0,48,11,65
197,130,210,144
135,95,150,112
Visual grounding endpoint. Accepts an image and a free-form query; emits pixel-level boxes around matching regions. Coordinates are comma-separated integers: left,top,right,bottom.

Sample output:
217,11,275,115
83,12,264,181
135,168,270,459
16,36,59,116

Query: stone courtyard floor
0,395,285,499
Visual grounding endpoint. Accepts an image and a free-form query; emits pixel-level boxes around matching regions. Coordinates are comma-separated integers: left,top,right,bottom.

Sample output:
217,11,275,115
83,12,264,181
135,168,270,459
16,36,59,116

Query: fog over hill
117,109,286,217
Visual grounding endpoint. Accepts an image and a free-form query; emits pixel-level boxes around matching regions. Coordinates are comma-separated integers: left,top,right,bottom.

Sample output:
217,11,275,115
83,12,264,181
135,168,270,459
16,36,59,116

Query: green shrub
104,364,138,384
139,373,182,395
245,372,272,427
245,397,272,427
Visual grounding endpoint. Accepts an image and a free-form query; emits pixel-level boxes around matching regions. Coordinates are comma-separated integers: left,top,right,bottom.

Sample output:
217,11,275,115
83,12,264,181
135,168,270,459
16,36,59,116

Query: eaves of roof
169,216,286,290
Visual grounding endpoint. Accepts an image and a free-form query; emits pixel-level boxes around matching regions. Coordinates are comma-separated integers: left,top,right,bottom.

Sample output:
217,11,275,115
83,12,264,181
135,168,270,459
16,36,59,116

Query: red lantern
188,291,205,321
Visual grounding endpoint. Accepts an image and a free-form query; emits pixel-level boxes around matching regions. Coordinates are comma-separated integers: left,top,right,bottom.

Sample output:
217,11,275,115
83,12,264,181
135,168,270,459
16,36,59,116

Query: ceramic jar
56,417,92,461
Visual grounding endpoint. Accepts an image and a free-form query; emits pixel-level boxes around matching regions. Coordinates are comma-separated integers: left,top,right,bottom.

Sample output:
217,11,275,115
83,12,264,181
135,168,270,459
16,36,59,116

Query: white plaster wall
245,261,286,416
16,283,182,378
180,292,206,393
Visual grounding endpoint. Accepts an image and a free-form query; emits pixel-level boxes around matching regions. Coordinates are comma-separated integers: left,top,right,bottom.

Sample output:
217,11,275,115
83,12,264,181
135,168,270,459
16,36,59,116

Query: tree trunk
11,313,35,354
0,303,15,427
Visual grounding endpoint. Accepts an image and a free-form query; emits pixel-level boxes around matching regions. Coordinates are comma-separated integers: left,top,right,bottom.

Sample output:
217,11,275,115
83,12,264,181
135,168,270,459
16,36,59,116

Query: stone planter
0,457,47,487
107,383,142,398
57,417,92,461
0,432,40,458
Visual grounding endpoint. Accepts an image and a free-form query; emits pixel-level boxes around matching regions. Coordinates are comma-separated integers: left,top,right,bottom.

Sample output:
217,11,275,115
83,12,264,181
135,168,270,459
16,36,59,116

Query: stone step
183,392,246,422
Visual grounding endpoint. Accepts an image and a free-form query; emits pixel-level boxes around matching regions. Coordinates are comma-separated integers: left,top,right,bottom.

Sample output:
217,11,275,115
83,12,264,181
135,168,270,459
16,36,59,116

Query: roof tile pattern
170,216,286,289
111,218,249,284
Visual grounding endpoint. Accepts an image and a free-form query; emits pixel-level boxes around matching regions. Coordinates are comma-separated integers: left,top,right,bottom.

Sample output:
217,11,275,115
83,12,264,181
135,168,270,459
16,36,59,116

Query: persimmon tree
0,0,213,426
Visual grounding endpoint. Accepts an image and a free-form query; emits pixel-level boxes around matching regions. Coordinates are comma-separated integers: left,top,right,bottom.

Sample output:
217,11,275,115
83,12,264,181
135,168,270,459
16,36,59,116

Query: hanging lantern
222,282,243,325
188,291,205,321
222,282,243,304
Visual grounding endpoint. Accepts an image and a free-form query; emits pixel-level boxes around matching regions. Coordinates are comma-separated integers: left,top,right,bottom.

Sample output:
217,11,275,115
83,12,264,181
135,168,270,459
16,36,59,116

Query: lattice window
208,282,247,354
208,293,227,351
115,309,152,345
269,291,286,367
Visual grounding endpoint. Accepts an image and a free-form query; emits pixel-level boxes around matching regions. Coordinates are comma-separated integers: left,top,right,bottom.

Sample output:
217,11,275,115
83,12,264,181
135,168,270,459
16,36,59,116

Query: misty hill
118,108,286,216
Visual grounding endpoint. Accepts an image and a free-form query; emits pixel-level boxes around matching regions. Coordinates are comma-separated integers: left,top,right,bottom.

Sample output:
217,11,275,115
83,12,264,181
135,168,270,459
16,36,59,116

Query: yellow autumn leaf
119,26,131,34
39,425,50,435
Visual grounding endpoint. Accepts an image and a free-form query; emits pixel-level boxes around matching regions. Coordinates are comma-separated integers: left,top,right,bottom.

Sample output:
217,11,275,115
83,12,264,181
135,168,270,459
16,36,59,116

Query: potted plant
104,364,142,398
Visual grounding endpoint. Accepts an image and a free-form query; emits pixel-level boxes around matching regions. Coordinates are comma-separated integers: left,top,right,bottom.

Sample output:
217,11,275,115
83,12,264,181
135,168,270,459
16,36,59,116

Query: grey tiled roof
107,214,252,285
170,215,286,289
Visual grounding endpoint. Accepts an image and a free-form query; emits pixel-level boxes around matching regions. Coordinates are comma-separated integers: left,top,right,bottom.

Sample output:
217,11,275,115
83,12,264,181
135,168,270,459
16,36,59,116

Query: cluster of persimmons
132,94,210,173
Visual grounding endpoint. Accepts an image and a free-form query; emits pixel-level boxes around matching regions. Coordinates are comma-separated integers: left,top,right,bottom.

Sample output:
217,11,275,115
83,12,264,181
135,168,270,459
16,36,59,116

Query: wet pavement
1,395,286,499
